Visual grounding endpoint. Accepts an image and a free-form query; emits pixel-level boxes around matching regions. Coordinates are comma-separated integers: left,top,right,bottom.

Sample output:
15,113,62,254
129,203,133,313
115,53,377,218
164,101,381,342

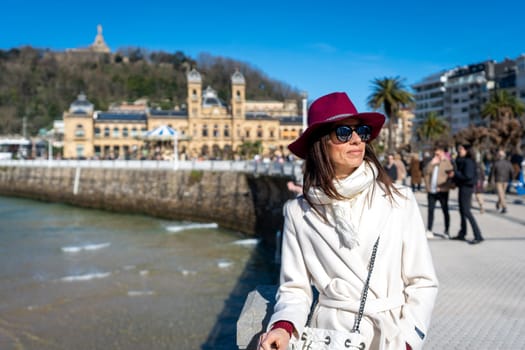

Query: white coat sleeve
399,190,439,350
267,200,313,336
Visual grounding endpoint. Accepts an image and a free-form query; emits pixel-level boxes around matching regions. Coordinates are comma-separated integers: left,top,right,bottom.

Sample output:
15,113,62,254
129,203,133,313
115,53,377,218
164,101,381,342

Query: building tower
187,68,202,119
63,92,95,158
231,69,246,119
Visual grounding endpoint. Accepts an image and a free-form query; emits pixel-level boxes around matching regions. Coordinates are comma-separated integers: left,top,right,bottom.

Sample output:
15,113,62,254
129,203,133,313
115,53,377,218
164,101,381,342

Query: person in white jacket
259,92,438,350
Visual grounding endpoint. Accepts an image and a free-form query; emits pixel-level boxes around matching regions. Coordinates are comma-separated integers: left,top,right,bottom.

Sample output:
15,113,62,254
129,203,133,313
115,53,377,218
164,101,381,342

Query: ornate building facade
63,69,304,160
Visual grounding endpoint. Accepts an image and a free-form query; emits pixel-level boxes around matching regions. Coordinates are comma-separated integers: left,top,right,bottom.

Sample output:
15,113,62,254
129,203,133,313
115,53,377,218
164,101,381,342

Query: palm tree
367,77,414,152
417,111,449,145
481,90,525,122
481,90,525,152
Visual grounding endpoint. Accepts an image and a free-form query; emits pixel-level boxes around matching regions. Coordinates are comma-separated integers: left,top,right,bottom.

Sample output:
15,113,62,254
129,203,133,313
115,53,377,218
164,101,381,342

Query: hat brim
288,112,385,159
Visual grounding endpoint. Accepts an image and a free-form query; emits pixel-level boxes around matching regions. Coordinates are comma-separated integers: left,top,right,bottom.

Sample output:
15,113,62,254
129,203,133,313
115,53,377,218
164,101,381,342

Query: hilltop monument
67,25,110,54
90,24,110,53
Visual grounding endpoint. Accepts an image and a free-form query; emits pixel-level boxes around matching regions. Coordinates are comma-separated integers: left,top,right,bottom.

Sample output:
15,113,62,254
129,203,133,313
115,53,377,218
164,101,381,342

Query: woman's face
327,119,366,178
458,145,467,157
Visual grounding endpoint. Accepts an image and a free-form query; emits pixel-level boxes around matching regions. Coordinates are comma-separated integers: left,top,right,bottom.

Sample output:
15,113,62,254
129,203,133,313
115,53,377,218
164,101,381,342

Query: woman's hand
259,328,291,350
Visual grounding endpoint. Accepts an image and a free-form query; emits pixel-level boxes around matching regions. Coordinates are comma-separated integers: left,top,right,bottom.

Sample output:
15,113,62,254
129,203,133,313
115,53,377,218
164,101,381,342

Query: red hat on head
288,92,385,159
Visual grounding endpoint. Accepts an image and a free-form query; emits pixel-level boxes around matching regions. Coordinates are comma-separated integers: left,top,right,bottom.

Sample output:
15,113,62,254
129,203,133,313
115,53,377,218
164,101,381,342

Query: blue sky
2,0,523,112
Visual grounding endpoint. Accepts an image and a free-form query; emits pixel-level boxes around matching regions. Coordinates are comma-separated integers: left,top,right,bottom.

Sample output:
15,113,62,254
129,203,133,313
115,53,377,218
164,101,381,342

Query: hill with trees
0,46,302,135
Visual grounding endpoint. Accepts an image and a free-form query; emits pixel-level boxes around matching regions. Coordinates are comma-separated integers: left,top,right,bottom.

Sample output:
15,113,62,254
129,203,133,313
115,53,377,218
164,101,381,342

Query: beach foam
60,272,111,282
127,290,155,296
216,259,233,269
166,222,218,233
61,242,111,253
231,238,259,246
179,269,197,276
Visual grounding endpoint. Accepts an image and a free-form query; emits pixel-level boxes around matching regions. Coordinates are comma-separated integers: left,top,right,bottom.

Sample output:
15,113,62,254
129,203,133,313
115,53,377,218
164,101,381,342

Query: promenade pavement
413,188,525,349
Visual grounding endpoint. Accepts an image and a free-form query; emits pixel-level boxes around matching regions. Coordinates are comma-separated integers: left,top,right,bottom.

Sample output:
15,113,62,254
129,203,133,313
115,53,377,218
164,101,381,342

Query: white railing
0,159,303,178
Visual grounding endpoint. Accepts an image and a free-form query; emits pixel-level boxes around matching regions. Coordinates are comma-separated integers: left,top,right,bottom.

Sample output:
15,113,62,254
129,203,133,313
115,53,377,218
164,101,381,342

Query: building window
213,124,219,137
75,144,84,158
131,127,138,137
94,127,101,138
257,125,263,138
224,125,230,137
236,90,241,101
202,124,208,137
113,127,119,138
94,146,101,156
245,129,250,138
75,124,85,137
104,127,110,137
269,129,275,138
123,127,129,137
112,145,120,159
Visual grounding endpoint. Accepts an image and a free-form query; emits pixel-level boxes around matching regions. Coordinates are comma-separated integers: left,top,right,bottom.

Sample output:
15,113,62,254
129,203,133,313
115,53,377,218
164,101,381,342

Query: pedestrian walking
258,92,438,350
423,143,454,238
409,153,422,192
450,144,484,244
394,153,407,186
510,152,523,181
489,150,514,214
474,161,485,213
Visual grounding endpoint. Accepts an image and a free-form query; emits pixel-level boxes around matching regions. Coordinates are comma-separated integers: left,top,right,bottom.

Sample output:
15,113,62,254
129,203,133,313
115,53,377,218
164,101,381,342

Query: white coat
269,184,438,350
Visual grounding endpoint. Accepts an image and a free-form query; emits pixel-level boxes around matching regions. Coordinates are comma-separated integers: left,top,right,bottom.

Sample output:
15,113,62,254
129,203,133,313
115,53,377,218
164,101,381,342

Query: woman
409,153,422,192
259,92,438,350
450,144,483,244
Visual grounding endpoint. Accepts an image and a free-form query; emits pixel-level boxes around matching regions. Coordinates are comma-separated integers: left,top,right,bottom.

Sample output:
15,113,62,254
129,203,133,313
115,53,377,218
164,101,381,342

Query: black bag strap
352,235,380,333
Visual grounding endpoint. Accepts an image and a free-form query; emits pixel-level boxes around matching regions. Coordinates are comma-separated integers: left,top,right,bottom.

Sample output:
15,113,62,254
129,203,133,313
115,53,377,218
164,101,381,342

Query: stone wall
0,166,294,245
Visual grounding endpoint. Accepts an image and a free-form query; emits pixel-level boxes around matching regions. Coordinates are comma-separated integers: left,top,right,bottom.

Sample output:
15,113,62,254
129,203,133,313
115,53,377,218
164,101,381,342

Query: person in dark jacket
384,153,398,182
451,144,483,244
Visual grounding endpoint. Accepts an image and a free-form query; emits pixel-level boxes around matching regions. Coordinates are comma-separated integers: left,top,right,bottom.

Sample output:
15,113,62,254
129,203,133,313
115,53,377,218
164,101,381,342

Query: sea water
0,196,278,349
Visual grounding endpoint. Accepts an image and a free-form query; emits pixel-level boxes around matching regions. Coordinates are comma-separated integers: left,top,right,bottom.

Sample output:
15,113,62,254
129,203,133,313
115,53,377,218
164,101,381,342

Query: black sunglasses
331,125,372,143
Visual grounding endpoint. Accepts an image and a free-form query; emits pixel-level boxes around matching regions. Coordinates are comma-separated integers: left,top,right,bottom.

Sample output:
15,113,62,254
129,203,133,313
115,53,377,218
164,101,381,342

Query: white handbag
288,236,380,350
289,326,366,350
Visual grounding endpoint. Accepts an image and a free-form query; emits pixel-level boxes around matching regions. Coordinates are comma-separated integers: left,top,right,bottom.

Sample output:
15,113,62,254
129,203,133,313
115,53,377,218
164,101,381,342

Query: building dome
231,69,245,84
202,86,227,107
187,68,202,83
69,92,94,114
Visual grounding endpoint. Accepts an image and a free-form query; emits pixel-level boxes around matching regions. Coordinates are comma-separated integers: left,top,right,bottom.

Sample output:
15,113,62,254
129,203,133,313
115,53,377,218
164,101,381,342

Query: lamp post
48,138,53,161
301,91,308,133
173,129,179,170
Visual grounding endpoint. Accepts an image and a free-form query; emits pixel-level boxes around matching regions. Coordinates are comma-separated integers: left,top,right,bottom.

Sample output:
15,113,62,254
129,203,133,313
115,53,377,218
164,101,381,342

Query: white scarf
307,161,377,249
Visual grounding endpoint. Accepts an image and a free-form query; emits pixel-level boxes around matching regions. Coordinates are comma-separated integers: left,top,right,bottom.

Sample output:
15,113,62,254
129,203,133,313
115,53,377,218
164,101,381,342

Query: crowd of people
381,144,522,244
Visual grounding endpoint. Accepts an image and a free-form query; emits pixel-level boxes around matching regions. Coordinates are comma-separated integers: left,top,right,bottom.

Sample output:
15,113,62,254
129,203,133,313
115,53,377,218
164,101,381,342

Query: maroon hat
288,92,385,159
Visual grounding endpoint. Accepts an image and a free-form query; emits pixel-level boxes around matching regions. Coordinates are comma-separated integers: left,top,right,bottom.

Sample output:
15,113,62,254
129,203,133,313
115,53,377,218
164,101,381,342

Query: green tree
367,77,414,152
238,141,262,159
417,112,449,145
481,90,525,152
481,90,525,122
